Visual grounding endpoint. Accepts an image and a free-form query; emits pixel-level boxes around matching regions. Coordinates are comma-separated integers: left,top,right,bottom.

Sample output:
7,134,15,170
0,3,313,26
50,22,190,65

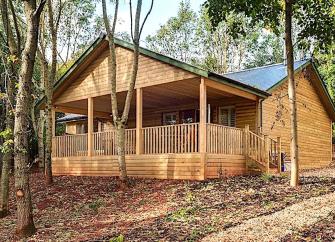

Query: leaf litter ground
1,168,335,241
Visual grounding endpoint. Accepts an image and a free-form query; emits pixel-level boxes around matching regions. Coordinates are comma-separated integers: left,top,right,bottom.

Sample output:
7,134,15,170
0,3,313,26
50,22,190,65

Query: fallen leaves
0,170,335,241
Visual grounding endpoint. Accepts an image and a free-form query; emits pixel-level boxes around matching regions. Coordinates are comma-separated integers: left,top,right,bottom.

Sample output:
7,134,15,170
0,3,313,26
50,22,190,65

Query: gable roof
224,60,310,91
225,59,335,120
35,33,270,110
36,33,335,121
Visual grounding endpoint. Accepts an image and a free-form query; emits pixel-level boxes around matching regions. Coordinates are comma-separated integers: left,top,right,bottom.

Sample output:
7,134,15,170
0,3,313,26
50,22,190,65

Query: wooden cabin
37,34,335,180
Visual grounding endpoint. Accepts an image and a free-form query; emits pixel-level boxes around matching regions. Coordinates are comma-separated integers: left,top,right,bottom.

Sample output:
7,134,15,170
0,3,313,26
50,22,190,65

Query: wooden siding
206,154,246,178
52,153,247,180
54,46,196,104
211,97,257,132
262,70,332,168
52,154,202,180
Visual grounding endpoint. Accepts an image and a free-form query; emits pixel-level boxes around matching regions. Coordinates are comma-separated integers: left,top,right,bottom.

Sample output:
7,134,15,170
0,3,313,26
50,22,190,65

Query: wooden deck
52,123,281,179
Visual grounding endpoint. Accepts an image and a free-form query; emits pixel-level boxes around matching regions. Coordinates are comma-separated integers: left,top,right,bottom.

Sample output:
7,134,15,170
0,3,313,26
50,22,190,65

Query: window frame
218,106,236,127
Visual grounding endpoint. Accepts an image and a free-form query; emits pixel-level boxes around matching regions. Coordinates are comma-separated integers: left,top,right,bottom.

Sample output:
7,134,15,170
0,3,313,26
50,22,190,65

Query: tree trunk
0,84,14,217
44,0,58,185
38,112,45,168
0,0,17,218
14,0,45,238
44,103,53,184
285,0,299,187
102,0,152,185
115,123,127,183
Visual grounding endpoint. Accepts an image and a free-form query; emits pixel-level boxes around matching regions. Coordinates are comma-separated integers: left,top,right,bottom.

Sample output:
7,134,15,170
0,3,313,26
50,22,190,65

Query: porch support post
136,88,143,154
88,97,94,156
200,77,207,180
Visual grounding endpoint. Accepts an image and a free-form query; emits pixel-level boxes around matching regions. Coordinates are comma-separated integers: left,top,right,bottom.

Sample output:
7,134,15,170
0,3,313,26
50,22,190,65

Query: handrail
207,124,244,155
142,123,199,154
245,130,281,173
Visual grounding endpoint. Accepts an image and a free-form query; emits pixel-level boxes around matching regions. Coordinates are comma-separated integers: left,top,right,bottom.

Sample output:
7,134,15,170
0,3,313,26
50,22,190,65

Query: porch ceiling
54,78,237,117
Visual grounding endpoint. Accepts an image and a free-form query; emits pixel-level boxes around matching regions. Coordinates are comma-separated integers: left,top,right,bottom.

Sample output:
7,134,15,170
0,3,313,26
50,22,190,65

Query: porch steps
246,157,279,175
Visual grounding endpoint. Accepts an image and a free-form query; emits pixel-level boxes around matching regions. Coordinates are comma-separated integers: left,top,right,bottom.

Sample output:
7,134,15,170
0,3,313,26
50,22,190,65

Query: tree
102,0,153,185
0,0,21,218
204,0,335,187
146,0,197,63
43,0,63,185
13,0,45,237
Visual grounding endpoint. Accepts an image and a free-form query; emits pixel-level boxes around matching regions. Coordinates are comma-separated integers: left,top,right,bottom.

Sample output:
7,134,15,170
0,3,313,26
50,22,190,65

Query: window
180,109,195,123
163,112,178,125
219,106,236,127
76,123,87,134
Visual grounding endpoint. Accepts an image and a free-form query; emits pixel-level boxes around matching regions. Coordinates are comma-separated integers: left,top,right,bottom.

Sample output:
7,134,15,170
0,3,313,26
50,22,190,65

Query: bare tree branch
139,0,154,38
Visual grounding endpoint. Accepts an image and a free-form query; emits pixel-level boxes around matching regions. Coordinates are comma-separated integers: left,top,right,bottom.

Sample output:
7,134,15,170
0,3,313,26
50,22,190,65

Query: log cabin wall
117,97,257,131
54,45,196,105
262,69,332,168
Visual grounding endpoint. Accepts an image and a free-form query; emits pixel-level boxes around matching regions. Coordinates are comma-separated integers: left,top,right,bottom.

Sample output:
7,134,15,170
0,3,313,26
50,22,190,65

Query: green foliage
146,0,198,63
261,173,274,182
0,128,13,154
166,206,197,222
204,0,335,52
87,199,105,214
109,234,124,242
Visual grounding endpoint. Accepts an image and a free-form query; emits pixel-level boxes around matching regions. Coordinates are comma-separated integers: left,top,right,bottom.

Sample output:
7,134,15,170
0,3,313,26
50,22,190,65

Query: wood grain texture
52,154,202,180
262,70,332,168
206,154,246,178
54,46,196,104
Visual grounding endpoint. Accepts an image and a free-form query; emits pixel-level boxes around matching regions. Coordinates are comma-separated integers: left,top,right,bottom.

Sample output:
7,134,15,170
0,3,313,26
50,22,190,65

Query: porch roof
35,33,271,110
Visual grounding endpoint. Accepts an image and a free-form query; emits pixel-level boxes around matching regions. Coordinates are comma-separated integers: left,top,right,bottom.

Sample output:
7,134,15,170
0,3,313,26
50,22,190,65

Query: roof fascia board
310,61,335,120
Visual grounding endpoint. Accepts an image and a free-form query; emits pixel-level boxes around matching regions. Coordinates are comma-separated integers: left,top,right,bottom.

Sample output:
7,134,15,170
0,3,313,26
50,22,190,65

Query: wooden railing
207,124,243,155
52,134,88,157
93,129,136,155
142,123,199,154
245,130,281,172
246,131,267,166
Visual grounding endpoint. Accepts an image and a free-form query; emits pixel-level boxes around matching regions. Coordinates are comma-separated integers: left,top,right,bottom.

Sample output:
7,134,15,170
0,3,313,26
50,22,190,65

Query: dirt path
202,191,335,242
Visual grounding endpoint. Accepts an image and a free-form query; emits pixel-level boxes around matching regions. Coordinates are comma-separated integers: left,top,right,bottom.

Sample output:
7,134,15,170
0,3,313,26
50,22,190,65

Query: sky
99,0,205,41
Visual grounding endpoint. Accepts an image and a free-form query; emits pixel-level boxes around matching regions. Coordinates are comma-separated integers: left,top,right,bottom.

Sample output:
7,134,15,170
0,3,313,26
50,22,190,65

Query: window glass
163,112,177,125
219,106,236,127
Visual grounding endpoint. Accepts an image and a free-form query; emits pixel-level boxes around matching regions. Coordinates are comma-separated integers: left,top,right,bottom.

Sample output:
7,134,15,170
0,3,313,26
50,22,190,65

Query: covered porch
51,77,281,179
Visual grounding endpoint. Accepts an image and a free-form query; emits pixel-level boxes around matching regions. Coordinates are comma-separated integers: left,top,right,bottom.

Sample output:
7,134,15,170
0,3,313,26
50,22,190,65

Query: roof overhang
267,59,335,121
35,33,271,110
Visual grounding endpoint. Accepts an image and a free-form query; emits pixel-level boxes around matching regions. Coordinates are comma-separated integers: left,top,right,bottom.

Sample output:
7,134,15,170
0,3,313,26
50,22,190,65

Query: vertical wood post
88,97,94,156
200,77,207,180
277,136,282,173
264,135,270,174
244,124,249,172
136,88,143,155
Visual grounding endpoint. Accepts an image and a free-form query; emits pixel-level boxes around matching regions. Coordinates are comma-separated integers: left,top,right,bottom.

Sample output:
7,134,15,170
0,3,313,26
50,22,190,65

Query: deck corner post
200,77,207,180
136,88,143,155
264,135,270,174
244,124,250,172
88,97,94,157
277,136,282,173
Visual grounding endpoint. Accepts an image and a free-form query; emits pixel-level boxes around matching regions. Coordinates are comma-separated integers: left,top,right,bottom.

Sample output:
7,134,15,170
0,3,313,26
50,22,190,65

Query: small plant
185,191,195,204
109,234,124,242
88,199,105,214
261,173,273,182
166,206,197,222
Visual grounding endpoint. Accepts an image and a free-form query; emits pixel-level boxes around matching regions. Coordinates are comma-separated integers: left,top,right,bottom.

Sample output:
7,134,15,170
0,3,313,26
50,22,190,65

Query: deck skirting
52,153,247,180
